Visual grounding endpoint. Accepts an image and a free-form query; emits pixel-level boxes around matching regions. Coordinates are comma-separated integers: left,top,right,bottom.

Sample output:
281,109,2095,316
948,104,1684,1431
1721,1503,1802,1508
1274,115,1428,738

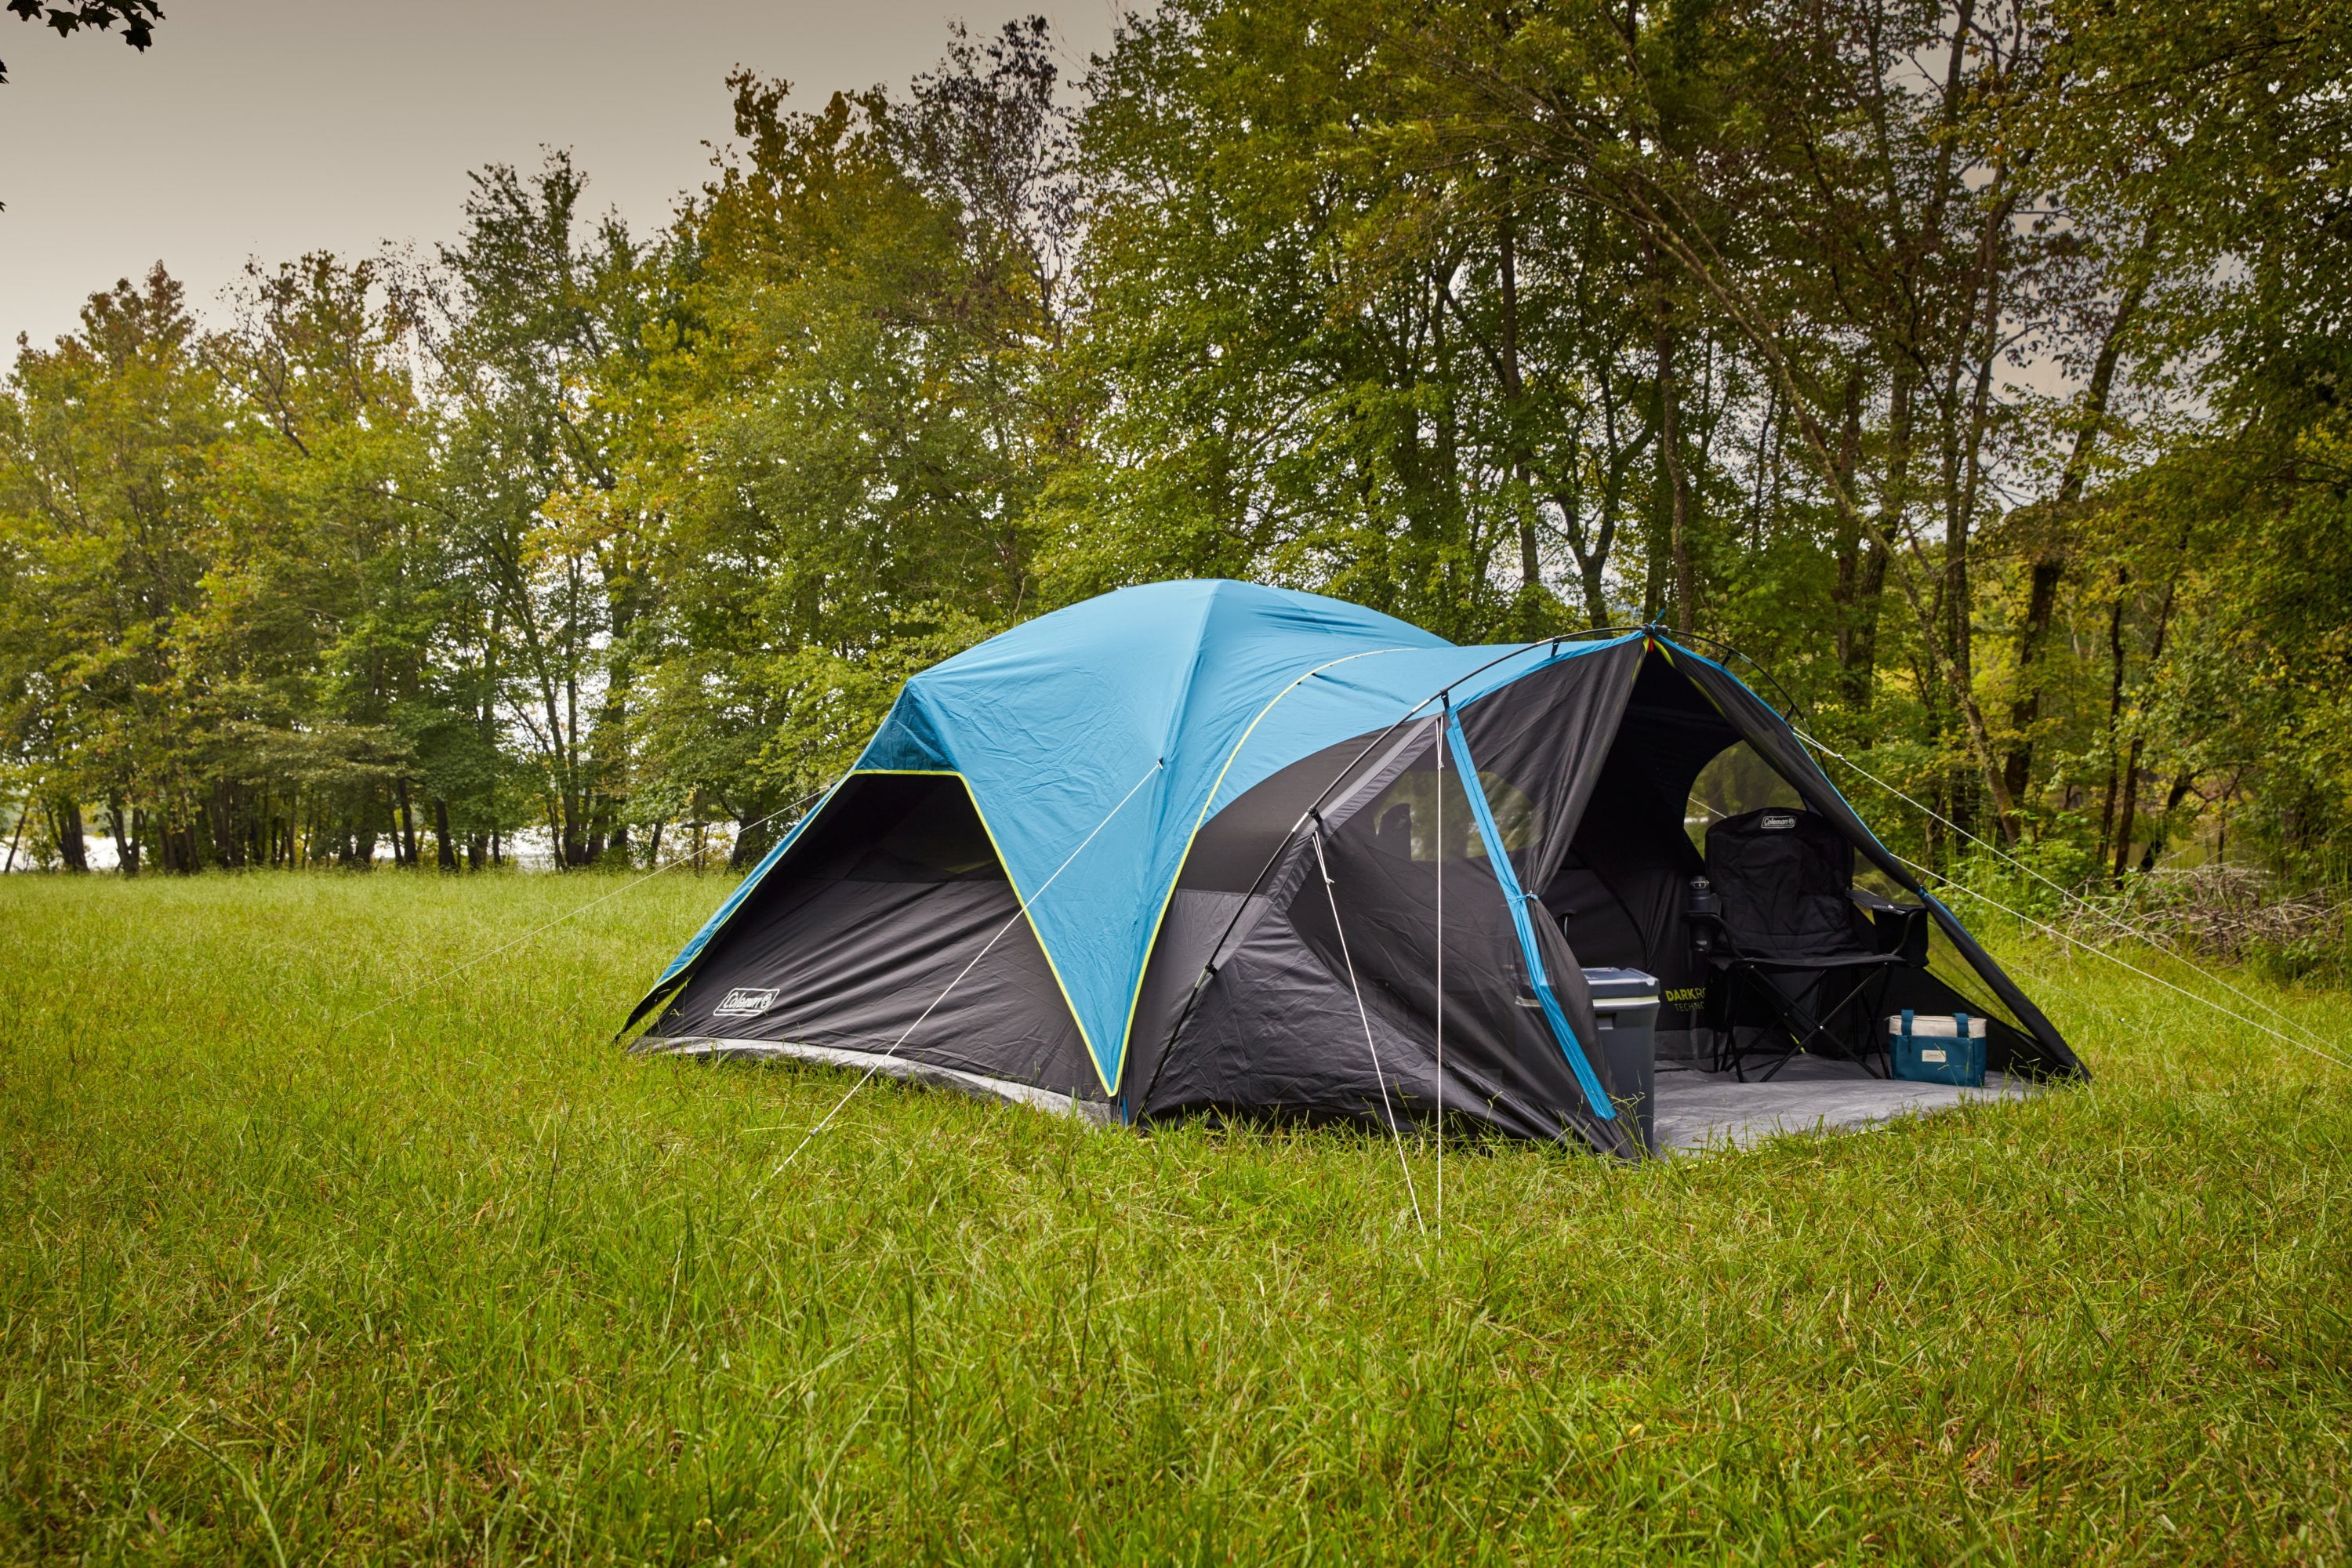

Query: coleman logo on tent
1760,812,1798,831
713,987,779,1018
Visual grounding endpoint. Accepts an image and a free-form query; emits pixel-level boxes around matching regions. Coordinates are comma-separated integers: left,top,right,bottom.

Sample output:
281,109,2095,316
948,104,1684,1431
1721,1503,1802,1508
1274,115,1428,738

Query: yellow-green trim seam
1104,646,1428,1094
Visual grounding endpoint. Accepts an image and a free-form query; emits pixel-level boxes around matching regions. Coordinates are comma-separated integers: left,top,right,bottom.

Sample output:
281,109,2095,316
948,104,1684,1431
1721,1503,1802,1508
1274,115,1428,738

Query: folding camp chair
1690,807,1930,1080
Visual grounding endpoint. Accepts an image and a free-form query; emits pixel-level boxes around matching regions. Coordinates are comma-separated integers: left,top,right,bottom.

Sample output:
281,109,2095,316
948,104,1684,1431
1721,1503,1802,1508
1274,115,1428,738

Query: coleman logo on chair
1759,812,1798,830
712,987,779,1018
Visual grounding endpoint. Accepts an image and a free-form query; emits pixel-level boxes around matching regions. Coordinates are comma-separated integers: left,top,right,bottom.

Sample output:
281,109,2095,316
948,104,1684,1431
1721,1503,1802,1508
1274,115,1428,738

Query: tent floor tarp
1652,1055,2033,1152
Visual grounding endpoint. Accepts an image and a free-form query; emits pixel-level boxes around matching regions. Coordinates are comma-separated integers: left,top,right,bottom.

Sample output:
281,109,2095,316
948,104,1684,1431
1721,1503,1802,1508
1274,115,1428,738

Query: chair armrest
1851,888,1929,964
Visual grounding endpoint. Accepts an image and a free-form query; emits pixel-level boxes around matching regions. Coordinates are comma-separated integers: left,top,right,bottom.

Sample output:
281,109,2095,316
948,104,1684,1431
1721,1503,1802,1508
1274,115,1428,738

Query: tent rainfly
625,580,2083,1156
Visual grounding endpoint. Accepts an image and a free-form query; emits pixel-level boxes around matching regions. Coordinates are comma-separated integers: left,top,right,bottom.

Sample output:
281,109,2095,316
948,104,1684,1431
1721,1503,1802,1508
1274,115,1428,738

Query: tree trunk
2002,556,2063,806
209,780,241,869
2112,561,2182,882
434,797,459,872
2111,735,2144,885
564,663,585,867
2134,771,2199,875
1949,183,2016,840
729,818,764,870
1499,214,1542,606
2095,571,2130,870
1831,365,1866,681
2002,271,2148,806
1559,365,1646,629
1843,373,1911,709
397,779,419,868
58,797,89,873
1650,243,1694,635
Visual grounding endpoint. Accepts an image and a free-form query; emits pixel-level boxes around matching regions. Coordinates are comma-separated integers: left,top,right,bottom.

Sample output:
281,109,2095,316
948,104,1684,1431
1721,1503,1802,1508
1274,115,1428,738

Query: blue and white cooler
1886,1009,1987,1087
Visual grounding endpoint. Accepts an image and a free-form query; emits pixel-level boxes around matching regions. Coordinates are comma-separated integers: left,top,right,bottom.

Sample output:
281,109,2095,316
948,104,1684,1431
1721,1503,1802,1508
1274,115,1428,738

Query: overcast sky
2,0,1126,351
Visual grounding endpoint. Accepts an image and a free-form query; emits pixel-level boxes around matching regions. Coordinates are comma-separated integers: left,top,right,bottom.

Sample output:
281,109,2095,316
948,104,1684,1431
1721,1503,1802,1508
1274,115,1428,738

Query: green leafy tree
422,152,654,867
0,266,220,872
612,28,1074,858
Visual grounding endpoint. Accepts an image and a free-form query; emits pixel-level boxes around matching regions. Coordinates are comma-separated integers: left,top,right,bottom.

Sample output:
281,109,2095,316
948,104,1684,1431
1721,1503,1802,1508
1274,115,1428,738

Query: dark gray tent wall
648,773,1111,1107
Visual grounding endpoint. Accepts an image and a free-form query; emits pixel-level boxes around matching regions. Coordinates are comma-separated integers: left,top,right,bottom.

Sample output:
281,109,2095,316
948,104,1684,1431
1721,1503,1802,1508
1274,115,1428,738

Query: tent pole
1435,705,1445,1243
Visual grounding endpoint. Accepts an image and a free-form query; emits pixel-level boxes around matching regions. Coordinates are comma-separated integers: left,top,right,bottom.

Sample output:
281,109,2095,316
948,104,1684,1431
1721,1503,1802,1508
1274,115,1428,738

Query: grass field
2,871,2348,1564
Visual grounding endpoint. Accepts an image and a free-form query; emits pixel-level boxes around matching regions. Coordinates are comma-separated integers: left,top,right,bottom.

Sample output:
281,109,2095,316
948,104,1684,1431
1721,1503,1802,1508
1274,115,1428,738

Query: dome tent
625,580,2082,1155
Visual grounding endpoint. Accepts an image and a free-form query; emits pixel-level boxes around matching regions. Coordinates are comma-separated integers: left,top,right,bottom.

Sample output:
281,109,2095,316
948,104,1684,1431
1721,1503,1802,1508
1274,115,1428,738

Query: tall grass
2,870,2348,1563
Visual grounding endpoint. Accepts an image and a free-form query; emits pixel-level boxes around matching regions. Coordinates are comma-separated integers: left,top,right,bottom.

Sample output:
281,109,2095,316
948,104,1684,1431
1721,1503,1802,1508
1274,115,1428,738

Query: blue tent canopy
651,580,1639,1093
